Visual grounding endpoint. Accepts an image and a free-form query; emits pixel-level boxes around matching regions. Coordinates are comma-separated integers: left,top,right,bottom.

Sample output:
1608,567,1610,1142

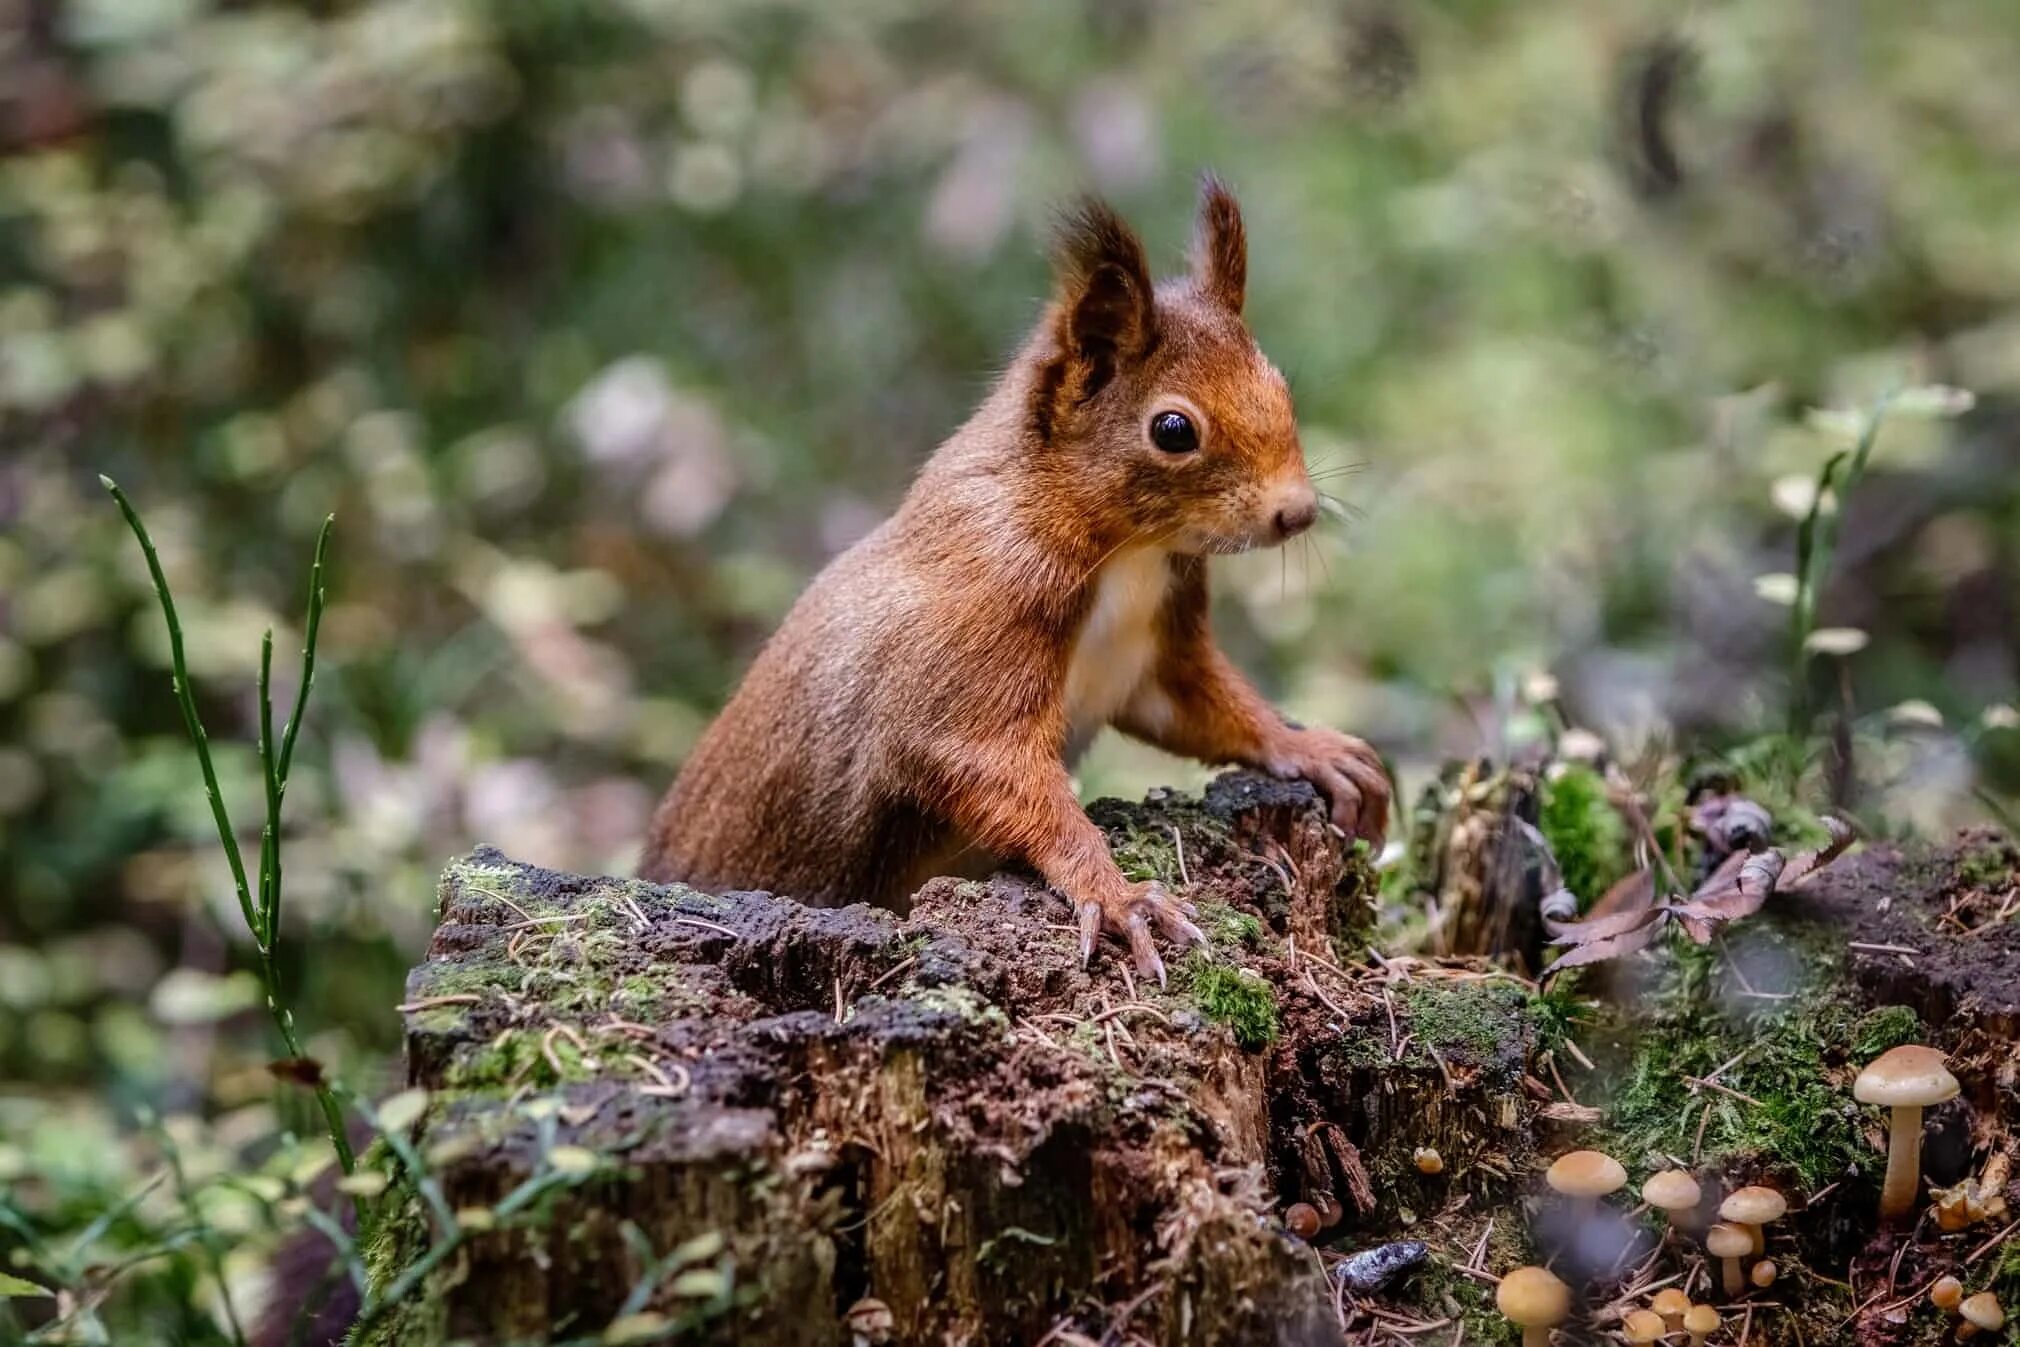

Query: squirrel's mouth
1172,528,1271,558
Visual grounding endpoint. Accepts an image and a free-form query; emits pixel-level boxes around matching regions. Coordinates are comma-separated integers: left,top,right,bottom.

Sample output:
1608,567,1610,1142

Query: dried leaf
267,1056,327,1089
1544,904,1666,947
1671,851,1785,944
1774,816,1856,891
1540,912,1667,977
1585,867,1656,922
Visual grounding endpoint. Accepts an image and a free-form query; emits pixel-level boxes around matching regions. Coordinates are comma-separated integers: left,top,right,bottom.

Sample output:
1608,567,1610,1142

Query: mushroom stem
1720,1255,1745,1299
1520,1329,1550,1347
1880,1103,1925,1220
1739,1221,1763,1255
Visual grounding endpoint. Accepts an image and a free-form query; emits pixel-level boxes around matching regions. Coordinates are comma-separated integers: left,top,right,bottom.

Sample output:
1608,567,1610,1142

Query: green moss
442,1026,603,1091
1109,826,1181,884
1184,957,1279,1050
351,1174,444,1347
1587,925,1907,1190
1197,900,1264,950
1400,981,1527,1065
1851,1004,1921,1058
906,983,1010,1030
1957,836,2018,891
1524,977,1593,1054
1402,1251,1518,1345
1538,764,1629,908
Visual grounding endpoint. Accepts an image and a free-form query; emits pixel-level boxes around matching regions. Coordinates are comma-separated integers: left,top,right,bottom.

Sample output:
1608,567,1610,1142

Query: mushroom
1622,1308,1666,1344
1546,1149,1627,1223
1931,1275,1964,1313
1751,1258,1778,1289
1495,1266,1570,1347
1414,1147,1444,1175
1651,1287,1691,1331
1720,1185,1786,1255
1853,1044,1960,1221
1706,1222,1753,1297
1284,1203,1320,1239
1643,1169,1703,1232
1683,1303,1720,1347
1959,1292,2005,1340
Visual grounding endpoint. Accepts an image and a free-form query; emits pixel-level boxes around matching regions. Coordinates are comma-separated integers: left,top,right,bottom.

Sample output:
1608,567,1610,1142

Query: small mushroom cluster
1931,1277,2005,1340
1624,1290,1720,1345
1552,1151,1788,1299
1706,1184,1786,1297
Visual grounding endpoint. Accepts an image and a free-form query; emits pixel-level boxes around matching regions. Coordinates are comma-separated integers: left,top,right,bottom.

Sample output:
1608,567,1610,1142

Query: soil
362,772,2020,1347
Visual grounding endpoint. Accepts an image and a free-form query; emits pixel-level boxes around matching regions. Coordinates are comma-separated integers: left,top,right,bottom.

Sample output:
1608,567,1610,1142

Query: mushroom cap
1495,1266,1570,1327
1705,1221,1753,1258
1751,1258,1779,1288
1643,1169,1702,1211
1720,1185,1787,1225
1853,1044,1959,1107
1622,1308,1666,1343
1546,1149,1627,1198
1931,1275,1965,1311
1651,1288,1692,1317
1683,1304,1721,1333
1961,1293,2005,1331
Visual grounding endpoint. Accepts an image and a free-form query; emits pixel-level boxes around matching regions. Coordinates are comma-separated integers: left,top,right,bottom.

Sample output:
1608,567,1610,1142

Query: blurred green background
3,0,2020,1333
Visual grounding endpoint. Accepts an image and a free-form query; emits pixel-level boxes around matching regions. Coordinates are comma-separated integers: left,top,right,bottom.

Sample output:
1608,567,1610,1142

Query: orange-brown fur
641,178,1390,979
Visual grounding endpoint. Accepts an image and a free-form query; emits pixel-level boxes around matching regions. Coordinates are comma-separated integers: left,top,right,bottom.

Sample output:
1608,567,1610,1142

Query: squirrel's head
1033,176,1315,556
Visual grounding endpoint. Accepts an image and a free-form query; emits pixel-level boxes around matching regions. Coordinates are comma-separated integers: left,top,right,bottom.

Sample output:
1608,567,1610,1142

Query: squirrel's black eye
1149,410,1199,454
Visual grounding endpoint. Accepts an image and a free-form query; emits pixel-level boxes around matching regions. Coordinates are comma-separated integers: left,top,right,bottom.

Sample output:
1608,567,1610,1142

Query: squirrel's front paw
1076,880,1208,986
1268,727,1392,845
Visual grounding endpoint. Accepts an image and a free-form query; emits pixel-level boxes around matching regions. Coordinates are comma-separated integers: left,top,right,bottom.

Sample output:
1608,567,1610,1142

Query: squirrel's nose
1272,490,1319,540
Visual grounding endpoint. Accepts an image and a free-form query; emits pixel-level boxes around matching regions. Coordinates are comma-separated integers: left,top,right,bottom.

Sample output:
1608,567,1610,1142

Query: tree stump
362,775,2020,1346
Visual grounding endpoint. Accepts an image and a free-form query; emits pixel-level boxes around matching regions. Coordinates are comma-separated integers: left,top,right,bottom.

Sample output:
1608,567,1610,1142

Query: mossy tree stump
366,775,2020,1346
370,775,1544,1346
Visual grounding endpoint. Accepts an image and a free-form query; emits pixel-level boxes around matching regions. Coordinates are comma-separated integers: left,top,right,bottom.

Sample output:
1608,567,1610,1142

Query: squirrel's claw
1270,728,1392,846
1078,881,1207,986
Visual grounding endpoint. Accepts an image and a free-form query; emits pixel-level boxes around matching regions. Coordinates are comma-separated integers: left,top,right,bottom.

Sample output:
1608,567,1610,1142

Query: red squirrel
640,177,1390,981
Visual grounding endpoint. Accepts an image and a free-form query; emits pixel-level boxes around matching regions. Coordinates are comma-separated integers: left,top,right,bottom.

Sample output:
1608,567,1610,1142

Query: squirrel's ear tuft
1191,172,1246,313
1052,197,1156,374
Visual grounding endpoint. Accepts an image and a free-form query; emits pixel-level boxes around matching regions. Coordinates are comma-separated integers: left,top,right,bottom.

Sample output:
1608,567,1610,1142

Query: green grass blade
100,477,260,947
258,630,283,950
276,515,333,785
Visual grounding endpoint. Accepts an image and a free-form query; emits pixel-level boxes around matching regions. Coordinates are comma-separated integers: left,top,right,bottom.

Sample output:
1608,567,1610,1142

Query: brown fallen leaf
1772,815,1856,890
1671,851,1786,945
1541,816,1855,978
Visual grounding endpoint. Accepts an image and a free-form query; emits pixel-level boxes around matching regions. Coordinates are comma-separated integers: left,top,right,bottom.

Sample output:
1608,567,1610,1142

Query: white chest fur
1063,548,1169,758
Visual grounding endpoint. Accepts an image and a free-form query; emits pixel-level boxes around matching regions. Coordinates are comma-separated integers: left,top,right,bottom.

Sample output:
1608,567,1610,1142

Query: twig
867,957,917,991
1684,1076,1766,1107
396,994,483,1012
1965,1217,2020,1264
1170,826,1190,887
670,915,739,939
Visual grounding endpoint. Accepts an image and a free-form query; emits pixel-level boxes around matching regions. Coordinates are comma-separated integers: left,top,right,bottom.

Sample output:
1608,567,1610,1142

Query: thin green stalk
1787,394,1894,734
100,476,259,948
159,1122,249,1347
102,478,355,1180
258,631,282,951
277,517,333,784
